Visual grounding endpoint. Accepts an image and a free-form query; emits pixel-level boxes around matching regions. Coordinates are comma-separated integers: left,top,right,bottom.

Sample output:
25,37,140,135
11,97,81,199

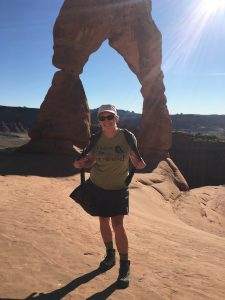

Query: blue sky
0,0,225,114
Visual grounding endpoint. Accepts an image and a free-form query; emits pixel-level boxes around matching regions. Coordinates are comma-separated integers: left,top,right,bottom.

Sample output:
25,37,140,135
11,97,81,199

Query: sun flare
201,0,225,15
163,0,225,71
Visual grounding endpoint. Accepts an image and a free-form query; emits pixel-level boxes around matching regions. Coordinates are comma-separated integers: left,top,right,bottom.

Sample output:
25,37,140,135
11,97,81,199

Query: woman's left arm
129,151,146,169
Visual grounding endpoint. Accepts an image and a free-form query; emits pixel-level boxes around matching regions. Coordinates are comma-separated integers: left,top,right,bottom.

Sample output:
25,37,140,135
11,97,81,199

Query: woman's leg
99,216,112,244
99,217,116,270
111,215,130,288
111,215,128,256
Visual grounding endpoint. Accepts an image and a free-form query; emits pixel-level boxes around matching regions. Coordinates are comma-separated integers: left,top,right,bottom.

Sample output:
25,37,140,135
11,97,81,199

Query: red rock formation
24,0,172,157
22,71,90,153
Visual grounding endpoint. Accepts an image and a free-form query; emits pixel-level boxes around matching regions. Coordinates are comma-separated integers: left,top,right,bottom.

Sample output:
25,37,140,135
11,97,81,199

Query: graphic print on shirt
95,144,126,162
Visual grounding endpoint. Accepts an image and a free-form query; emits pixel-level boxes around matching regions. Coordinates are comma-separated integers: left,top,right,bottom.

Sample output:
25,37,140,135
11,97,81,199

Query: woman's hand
73,158,87,169
73,152,95,169
130,152,146,169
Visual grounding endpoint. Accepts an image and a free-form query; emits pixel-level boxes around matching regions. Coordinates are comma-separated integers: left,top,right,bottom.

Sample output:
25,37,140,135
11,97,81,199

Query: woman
74,104,146,288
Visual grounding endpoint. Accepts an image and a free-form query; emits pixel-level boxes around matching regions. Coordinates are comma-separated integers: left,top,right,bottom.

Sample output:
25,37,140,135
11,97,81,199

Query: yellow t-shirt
90,129,133,190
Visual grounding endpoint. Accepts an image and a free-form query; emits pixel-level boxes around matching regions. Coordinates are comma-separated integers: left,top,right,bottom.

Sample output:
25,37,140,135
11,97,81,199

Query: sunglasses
98,115,115,121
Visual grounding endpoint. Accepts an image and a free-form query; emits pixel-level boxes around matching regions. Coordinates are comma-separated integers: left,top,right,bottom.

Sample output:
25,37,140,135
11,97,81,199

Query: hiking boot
99,249,116,270
117,260,130,289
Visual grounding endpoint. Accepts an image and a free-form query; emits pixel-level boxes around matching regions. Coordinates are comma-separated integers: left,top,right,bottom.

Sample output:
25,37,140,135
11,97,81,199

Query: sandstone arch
25,0,172,158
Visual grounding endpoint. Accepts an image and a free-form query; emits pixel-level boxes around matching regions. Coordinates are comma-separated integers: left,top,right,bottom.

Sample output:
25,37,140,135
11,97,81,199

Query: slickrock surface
1,153,225,299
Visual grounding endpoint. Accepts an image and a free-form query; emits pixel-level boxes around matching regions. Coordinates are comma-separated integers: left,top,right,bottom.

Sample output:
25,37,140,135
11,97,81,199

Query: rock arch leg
21,71,90,153
109,15,171,159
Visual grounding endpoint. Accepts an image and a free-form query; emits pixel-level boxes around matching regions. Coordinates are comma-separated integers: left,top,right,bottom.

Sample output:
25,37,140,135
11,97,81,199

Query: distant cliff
170,132,225,188
1,105,225,188
1,105,225,138
0,105,38,133
172,114,225,139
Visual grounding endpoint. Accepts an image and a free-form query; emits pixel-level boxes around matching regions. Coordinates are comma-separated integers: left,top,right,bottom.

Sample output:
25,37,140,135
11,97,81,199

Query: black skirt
89,180,129,217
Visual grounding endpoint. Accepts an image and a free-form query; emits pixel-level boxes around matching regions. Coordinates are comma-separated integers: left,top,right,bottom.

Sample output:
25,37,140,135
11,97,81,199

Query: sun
201,0,225,16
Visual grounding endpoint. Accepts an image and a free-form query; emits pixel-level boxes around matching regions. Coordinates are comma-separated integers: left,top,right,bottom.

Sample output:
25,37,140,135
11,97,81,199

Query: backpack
78,129,142,186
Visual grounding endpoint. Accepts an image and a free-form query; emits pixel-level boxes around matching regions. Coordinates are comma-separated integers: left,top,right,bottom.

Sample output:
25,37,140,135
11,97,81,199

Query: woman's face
98,112,118,130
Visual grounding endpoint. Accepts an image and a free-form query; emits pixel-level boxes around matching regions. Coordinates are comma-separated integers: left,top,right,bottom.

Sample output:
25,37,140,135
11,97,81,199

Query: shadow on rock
0,268,117,300
85,282,118,300
0,149,154,178
0,151,80,177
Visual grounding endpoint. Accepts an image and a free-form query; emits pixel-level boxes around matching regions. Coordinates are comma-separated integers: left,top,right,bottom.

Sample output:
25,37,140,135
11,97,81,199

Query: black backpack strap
122,129,143,186
123,129,142,161
78,130,102,159
78,130,102,185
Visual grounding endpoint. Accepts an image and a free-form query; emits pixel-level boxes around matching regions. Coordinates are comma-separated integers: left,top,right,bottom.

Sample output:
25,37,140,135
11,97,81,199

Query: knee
99,217,110,228
111,220,124,233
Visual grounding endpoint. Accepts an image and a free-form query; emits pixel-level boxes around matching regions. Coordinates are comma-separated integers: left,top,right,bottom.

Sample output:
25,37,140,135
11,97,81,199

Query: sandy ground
0,138,225,299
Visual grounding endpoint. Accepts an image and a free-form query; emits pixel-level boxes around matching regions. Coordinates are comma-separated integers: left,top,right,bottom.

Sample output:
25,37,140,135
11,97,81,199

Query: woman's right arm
73,152,95,169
